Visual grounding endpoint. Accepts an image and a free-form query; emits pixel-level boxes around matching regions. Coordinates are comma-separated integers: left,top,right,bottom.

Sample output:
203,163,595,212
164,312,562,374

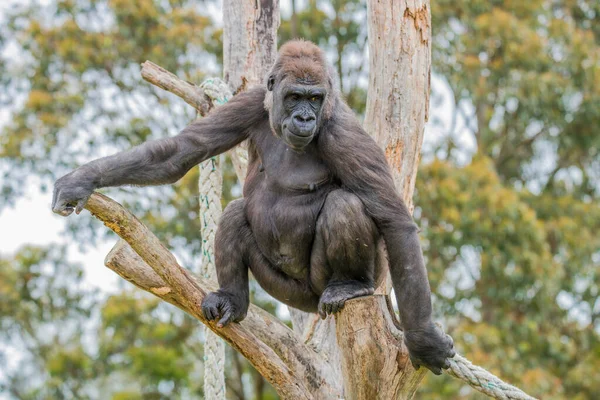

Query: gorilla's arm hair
77,87,267,189
320,105,433,330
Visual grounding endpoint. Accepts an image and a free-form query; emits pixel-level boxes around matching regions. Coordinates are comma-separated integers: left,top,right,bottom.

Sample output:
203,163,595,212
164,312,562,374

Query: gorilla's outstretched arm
52,87,267,216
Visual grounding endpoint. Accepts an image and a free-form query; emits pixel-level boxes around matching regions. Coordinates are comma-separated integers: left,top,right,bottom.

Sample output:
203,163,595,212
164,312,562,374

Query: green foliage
417,2,600,397
0,0,221,258
0,245,97,398
431,0,600,194
98,292,199,395
0,245,205,398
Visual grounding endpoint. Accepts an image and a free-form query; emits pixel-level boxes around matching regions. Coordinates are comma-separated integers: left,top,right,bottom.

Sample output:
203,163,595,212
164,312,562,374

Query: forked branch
85,192,339,399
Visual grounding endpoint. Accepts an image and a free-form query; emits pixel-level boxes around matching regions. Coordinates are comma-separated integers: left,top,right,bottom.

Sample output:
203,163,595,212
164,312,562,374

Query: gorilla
52,40,455,374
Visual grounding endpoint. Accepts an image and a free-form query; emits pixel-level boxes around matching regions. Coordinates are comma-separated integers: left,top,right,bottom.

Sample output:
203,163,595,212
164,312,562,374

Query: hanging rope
446,354,537,400
198,78,232,400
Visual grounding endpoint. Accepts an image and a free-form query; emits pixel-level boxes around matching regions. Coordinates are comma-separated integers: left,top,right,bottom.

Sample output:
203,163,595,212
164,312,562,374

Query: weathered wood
141,61,212,116
222,0,280,185
334,1,432,398
223,0,280,93
86,193,339,400
363,0,431,212
336,296,427,400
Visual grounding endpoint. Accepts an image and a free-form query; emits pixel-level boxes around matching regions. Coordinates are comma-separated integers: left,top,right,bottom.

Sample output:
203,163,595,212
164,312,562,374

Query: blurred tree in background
0,0,598,399
418,1,600,398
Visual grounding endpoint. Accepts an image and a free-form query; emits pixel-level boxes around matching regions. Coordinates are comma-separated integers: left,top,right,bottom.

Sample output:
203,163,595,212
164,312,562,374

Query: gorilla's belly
246,187,330,280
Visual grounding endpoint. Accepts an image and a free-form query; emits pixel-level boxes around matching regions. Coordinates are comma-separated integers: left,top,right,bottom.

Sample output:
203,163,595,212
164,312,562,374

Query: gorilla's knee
320,190,377,241
317,190,378,273
218,199,245,233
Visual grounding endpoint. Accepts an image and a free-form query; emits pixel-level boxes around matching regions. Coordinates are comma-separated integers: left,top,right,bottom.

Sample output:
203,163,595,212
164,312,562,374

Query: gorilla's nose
292,113,316,136
293,113,315,123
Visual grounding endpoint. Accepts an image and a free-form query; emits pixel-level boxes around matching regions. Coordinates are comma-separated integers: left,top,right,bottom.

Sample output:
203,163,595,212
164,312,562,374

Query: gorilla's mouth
282,126,315,150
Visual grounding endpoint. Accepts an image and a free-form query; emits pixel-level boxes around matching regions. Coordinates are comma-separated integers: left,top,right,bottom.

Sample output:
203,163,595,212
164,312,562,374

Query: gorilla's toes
318,281,374,318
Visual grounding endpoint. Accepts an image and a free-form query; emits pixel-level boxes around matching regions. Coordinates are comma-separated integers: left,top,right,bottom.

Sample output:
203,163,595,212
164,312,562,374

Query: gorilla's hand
404,322,455,375
52,170,96,216
202,290,248,327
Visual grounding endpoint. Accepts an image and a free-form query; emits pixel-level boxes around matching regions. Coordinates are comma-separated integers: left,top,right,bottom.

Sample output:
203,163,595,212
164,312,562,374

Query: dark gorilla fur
52,40,455,374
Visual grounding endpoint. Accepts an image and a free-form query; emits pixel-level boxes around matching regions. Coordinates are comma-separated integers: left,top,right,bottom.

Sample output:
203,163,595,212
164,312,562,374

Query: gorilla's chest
245,136,332,278
260,139,330,192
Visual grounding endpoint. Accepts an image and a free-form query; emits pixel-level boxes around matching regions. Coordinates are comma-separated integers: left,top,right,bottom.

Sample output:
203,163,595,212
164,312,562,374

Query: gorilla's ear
267,75,275,91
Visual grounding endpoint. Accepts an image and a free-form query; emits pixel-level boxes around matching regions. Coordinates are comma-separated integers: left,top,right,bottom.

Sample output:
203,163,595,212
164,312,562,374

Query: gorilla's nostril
294,114,315,123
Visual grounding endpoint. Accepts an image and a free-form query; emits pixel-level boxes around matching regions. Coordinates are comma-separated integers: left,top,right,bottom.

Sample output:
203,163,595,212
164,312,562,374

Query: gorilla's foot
318,280,374,318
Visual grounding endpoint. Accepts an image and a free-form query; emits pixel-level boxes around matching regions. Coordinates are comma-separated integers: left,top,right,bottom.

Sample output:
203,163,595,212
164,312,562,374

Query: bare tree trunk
364,0,431,212
223,0,279,93
222,0,280,186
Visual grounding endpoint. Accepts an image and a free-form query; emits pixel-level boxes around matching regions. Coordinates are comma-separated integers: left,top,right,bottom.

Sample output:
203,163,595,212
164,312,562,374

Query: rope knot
201,78,232,106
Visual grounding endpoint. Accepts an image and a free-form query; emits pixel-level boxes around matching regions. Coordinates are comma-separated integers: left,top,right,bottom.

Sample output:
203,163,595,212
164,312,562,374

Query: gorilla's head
264,40,339,151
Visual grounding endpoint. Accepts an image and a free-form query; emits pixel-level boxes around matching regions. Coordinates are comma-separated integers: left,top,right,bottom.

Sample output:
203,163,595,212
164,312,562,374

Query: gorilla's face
268,76,326,151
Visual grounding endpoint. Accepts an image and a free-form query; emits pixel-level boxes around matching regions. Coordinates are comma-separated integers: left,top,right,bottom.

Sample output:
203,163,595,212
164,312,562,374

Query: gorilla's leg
310,189,379,318
202,199,320,327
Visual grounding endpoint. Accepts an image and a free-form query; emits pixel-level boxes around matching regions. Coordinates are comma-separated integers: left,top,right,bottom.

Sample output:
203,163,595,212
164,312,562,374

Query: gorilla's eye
309,96,321,102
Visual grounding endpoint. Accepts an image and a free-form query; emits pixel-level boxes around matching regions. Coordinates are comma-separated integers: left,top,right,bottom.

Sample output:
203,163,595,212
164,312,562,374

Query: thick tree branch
85,193,339,399
335,296,426,399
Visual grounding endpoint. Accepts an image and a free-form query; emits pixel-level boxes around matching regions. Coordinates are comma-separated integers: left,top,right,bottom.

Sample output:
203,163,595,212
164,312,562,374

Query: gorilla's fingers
217,310,233,328
202,305,212,320
409,355,421,371
318,303,327,319
53,199,74,216
446,335,456,357
329,302,337,314
51,187,59,211
202,300,218,321
75,196,89,215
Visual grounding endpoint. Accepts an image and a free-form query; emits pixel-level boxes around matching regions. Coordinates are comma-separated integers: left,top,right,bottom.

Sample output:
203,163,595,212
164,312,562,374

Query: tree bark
222,0,280,186
223,0,280,93
364,0,431,212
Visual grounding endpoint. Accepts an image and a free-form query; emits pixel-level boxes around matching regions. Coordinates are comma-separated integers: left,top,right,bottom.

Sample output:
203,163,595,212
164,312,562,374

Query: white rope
446,354,537,400
198,78,232,400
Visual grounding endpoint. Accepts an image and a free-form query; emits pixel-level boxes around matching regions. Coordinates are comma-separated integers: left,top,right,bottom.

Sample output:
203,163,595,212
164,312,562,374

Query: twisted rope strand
446,354,537,400
198,78,232,400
